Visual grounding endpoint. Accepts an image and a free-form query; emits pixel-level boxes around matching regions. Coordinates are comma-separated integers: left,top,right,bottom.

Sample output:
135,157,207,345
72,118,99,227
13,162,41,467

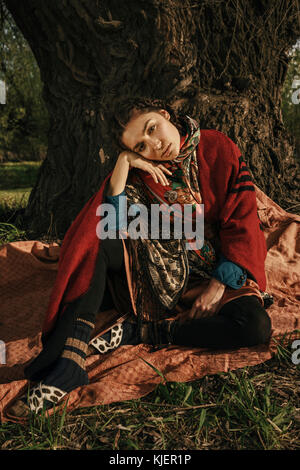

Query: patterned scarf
123,115,217,328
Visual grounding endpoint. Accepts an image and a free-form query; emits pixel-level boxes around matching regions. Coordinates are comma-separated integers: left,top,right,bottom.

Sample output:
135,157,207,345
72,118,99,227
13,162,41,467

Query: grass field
0,161,41,190
0,161,39,243
0,162,299,450
0,350,299,450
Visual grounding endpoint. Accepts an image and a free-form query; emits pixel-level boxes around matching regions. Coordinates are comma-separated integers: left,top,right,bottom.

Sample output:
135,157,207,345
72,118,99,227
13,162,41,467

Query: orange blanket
0,186,299,423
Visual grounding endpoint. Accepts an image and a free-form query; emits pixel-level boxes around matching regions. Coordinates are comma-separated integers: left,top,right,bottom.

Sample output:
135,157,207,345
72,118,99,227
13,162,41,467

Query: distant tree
3,0,300,237
0,6,48,161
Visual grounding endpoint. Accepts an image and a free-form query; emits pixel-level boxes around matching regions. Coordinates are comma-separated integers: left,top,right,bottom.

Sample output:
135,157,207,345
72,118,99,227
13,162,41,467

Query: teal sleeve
211,253,247,289
105,190,127,230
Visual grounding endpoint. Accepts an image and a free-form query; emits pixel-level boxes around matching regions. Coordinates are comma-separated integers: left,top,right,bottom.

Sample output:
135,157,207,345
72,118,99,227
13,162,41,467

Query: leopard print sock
88,320,140,354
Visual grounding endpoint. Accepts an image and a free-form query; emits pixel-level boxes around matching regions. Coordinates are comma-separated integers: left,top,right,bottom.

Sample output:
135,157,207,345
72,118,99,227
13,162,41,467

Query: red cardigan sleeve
210,131,267,291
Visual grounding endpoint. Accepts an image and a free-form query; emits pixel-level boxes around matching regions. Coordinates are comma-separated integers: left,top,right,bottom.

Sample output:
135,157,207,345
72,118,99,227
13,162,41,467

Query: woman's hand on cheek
120,151,172,186
182,278,226,321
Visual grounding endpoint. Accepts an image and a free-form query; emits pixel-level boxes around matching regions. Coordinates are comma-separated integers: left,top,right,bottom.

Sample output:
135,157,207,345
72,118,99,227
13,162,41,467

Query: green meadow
0,161,40,242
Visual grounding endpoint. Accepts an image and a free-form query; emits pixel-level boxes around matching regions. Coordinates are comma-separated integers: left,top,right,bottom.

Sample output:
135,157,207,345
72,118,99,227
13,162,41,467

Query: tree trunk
4,0,300,237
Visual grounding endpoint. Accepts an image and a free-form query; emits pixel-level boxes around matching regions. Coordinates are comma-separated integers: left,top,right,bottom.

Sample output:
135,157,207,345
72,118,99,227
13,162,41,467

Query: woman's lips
161,143,172,159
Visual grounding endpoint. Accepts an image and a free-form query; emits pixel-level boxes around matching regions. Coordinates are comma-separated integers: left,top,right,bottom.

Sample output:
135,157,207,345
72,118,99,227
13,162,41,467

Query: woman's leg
27,237,127,406
169,295,272,350
74,237,126,316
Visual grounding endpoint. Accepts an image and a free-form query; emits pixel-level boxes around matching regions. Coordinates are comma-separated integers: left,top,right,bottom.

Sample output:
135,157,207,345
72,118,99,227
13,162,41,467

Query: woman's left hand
181,278,226,321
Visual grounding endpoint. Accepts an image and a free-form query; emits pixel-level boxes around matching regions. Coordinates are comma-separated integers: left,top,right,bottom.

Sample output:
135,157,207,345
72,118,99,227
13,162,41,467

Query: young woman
10,97,272,416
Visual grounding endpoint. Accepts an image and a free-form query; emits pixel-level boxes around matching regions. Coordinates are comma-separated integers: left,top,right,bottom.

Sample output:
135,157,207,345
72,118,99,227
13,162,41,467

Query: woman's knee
240,297,272,346
247,305,271,345
221,296,272,347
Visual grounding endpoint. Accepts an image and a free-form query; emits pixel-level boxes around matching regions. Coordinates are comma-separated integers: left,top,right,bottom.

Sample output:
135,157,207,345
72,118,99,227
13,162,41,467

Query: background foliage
0,8,48,162
281,42,300,161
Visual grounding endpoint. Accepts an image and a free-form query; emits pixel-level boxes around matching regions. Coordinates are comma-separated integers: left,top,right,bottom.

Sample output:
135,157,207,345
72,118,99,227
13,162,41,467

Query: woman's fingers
155,167,169,185
156,164,172,184
148,165,169,185
158,164,172,175
189,299,216,320
147,168,159,183
133,158,171,186
190,299,203,319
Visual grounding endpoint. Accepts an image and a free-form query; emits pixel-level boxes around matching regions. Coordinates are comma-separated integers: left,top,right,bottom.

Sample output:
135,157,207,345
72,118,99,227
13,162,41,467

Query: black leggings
85,237,271,350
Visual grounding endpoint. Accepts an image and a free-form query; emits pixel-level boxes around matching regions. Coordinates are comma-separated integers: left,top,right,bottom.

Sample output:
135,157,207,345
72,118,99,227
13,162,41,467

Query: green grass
0,161,41,190
0,161,39,239
0,222,28,244
0,350,299,450
0,189,30,244
0,188,31,207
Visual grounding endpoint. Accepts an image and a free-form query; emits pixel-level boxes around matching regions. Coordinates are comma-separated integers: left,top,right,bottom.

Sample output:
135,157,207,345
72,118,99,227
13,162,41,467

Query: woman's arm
106,151,172,197
199,130,267,291
106,152,131,197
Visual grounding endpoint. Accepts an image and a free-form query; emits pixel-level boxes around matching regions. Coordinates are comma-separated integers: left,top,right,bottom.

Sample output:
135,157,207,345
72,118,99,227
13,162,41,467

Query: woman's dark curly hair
111,97,184,151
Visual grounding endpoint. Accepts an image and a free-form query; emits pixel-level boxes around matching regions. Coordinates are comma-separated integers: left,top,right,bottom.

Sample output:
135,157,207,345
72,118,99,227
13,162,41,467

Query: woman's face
121,109,181,161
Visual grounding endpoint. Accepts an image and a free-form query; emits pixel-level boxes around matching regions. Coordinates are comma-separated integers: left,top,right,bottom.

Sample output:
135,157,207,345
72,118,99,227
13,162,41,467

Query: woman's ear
159,109,170,120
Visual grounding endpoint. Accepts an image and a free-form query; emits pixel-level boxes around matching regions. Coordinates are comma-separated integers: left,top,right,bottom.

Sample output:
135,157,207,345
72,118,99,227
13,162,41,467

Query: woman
10,97,272,416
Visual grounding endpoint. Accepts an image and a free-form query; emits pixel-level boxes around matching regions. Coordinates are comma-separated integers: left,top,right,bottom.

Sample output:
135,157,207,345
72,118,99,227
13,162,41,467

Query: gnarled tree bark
4,0,300,237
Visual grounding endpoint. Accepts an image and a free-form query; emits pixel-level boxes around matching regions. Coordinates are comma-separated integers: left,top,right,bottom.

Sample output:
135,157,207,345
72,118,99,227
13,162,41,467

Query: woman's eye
149,125,155,134
138,142,145,152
